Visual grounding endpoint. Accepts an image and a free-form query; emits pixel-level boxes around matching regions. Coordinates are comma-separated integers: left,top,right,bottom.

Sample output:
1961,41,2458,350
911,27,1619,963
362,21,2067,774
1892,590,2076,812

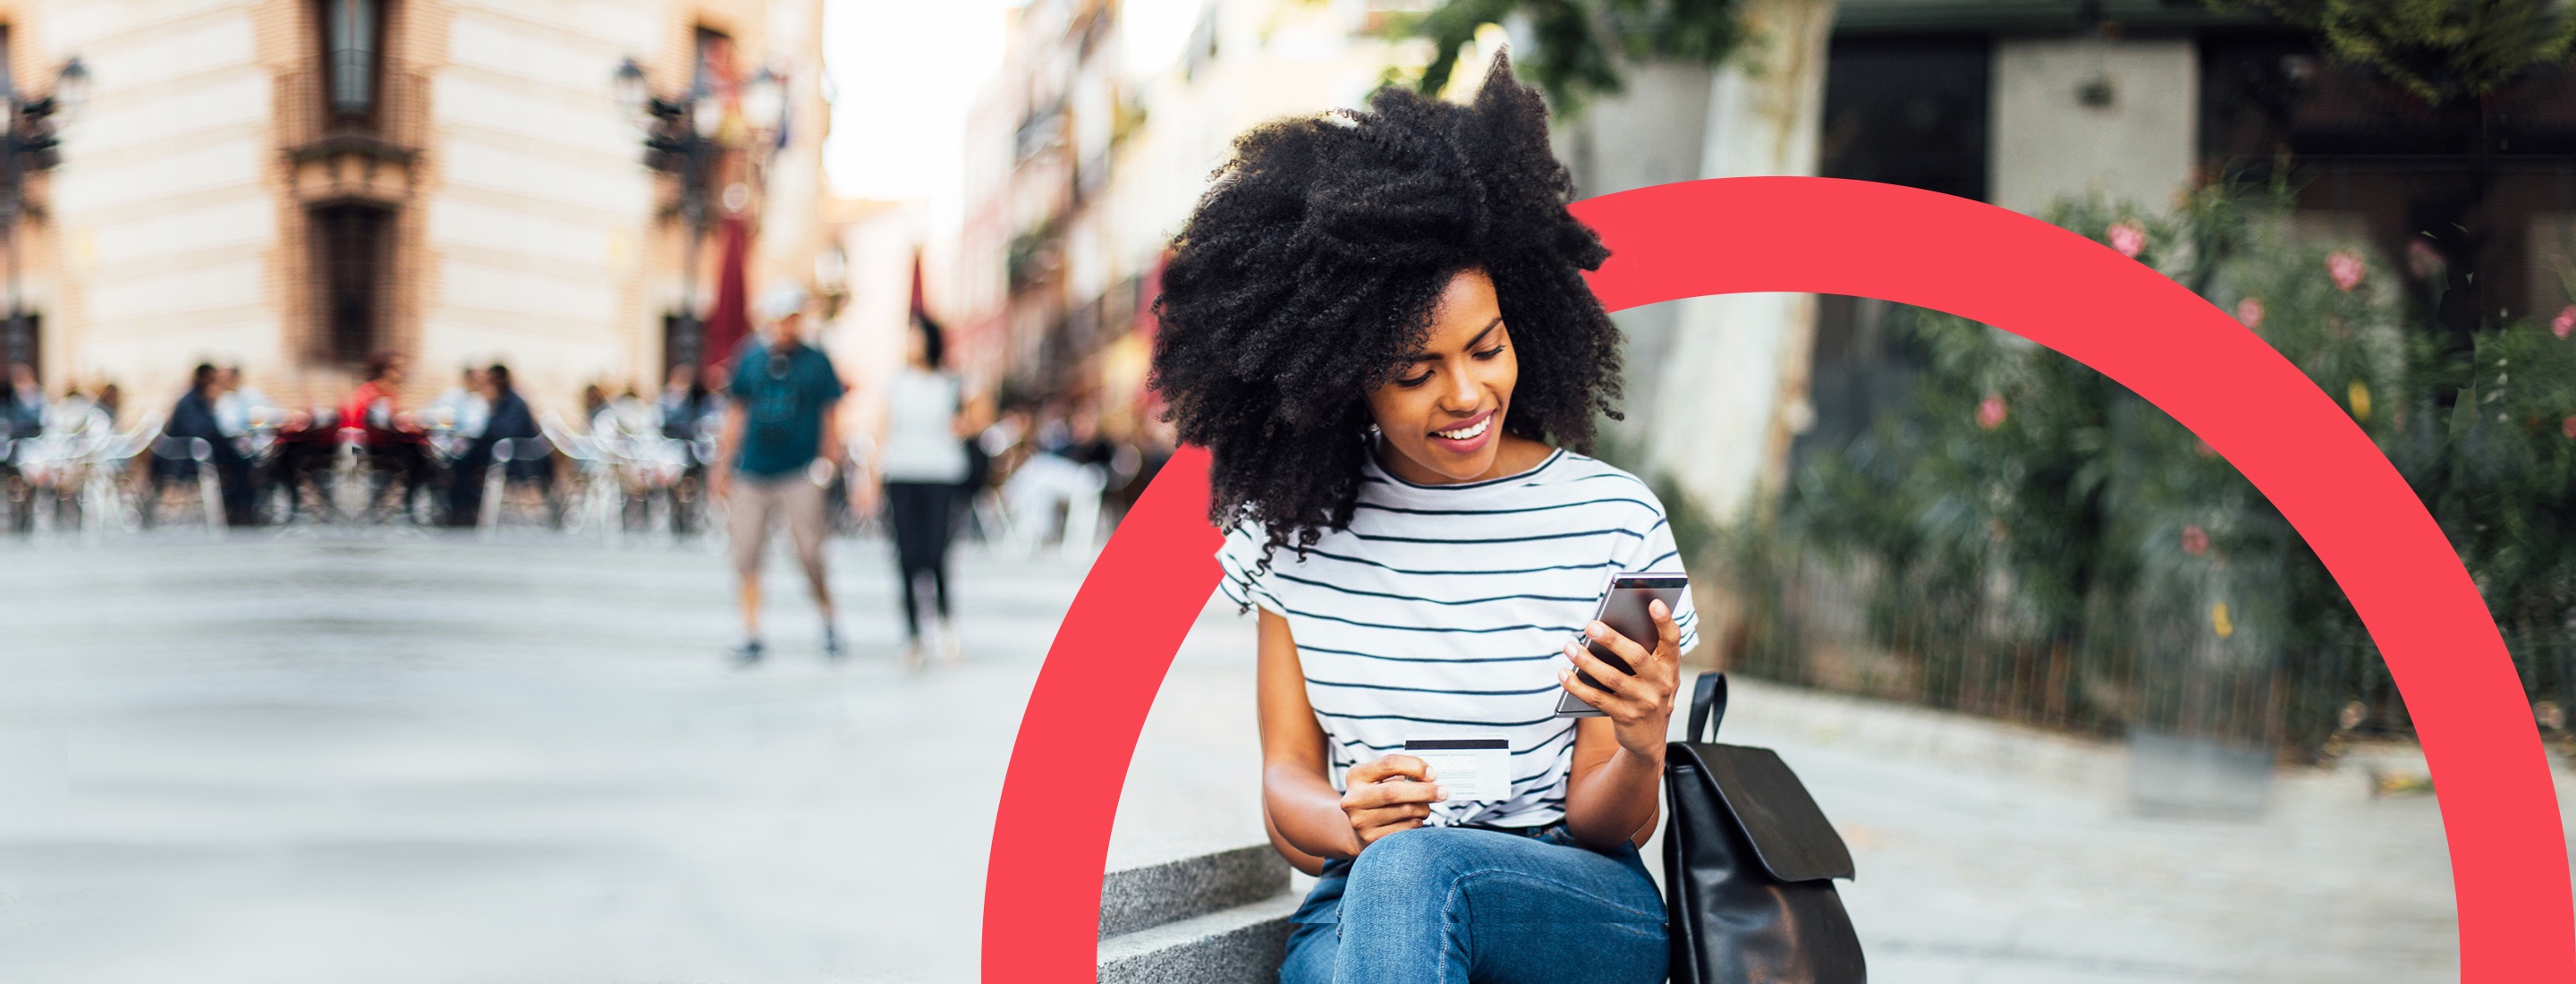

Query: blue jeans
1279,825,1668,984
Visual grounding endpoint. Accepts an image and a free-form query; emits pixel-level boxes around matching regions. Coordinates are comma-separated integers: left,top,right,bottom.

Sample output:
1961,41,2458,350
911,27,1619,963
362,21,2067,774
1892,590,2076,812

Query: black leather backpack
1662,673,1867,983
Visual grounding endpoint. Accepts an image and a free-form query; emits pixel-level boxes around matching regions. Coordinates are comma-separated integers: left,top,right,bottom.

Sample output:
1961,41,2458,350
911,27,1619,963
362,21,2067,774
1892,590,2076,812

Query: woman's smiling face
1365,267,1540,485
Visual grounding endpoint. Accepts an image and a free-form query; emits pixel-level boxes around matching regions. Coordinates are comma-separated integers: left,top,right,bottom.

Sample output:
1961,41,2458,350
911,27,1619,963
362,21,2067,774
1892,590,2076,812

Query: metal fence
1698,533,2556,764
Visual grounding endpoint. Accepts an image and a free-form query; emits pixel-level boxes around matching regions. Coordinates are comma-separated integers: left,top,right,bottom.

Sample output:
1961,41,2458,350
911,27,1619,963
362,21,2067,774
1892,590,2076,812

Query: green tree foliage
2212,0,2576,102
1734,183,2576,758
1375,0,1741,115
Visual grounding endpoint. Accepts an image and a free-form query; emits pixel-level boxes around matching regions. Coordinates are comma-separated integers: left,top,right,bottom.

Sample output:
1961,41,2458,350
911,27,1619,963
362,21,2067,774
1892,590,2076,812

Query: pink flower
2233,297,2264,329
2405,240,2445,279
2182,525,2209,556
2327,250,2366,292
2108,220,2147,259
2553,305,2574,339
1977,394,2007,430
2564,417,2576,439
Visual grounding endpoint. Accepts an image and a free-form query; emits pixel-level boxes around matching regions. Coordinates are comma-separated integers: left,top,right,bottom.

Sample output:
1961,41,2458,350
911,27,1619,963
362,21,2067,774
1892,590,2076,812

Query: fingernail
1587,622,1606,638
1433,786,1445,800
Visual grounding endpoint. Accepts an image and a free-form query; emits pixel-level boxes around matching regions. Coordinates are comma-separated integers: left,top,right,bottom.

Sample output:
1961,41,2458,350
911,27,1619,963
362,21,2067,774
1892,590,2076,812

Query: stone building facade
9,0,831,421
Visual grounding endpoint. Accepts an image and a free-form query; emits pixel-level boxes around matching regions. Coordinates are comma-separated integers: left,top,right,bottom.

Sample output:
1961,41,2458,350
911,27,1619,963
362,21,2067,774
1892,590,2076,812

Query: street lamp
0,57,86,375
614,55,788,374
742,66,784,145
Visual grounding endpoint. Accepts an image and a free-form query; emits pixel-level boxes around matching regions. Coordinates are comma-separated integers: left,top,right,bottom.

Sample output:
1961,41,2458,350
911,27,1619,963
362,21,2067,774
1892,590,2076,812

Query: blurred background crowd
0,0,2567,801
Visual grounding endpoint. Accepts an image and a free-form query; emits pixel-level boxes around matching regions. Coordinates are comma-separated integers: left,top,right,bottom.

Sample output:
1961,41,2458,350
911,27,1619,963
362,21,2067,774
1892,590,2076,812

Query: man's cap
759,283,809,324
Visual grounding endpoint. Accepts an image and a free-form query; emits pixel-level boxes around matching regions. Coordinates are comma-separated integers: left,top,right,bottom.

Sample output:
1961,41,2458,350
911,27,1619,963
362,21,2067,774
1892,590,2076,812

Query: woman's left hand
1556,598,1682,758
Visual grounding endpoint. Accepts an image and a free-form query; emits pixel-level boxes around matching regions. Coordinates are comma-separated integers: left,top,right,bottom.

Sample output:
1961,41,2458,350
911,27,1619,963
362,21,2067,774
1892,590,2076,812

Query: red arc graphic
982,177,2573,980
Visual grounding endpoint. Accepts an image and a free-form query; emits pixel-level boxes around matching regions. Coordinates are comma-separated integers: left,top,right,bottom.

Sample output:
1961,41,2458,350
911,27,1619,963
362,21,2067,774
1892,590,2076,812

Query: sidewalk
0,531,1094,984
1114,590,2536,983
0,530,2548,982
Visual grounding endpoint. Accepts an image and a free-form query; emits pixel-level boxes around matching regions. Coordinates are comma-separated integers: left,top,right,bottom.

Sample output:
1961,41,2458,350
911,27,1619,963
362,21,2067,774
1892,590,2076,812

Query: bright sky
821,0,1211,202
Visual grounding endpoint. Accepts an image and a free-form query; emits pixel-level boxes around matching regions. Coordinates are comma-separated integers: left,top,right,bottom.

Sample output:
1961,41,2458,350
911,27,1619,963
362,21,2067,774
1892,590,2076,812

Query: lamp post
0,57,86,374
614,56,785,375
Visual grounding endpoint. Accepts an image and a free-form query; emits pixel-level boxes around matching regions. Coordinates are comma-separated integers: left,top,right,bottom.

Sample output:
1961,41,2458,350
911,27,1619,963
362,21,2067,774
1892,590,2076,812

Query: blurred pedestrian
341,352,411,431
211,366,277,521
446,363,542,527
1003,399,1112,555
1051,399,1114,469
342,352,433,520
2,363,40,438
870,312,983,668
712,284,848,664
428,367,490,438
163,363,254,524
657,364,717,441
212,366,275,438
658,364,721,535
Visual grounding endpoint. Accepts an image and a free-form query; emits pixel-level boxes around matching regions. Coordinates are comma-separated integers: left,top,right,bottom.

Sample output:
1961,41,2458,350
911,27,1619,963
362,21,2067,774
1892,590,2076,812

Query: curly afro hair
1148,53,1624,570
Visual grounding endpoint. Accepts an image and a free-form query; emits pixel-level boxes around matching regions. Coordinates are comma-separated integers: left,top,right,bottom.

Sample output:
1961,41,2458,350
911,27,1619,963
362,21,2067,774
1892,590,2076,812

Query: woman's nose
1439,362,1480,410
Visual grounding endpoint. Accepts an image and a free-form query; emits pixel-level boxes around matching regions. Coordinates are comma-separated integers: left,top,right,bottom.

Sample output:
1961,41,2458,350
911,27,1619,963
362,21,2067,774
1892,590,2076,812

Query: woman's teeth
1435,417,1489,441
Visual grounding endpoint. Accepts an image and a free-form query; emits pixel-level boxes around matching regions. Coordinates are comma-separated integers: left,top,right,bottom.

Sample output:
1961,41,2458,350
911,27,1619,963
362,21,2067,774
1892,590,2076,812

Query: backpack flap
1672,673,1855,884
1674,742,1856,883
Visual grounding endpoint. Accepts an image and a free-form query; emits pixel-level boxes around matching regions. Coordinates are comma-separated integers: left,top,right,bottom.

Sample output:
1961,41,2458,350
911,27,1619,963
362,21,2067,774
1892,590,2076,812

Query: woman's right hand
1340,754,1445,848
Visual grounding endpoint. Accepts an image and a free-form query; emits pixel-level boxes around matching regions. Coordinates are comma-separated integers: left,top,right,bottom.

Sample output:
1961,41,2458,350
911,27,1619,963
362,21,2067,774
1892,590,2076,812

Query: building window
310,204,391,365
1817,35,1991,202
322,0,380,121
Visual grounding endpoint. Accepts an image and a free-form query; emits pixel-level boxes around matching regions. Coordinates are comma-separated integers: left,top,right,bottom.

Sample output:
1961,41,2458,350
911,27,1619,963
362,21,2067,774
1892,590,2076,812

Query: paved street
0,528,2550,982
0,530,1090,984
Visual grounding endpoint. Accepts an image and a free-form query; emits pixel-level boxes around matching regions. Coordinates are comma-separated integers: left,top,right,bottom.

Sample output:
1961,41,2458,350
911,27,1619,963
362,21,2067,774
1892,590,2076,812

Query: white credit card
1403,738,1512,803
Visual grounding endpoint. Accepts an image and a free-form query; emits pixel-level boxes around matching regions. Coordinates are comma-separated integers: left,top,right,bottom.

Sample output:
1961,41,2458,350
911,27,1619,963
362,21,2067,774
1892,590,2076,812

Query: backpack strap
1686,672,1728,743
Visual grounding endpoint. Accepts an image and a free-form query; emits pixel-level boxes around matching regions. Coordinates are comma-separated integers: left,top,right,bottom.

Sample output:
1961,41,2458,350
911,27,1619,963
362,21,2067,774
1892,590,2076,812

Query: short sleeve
1214,519,1287,616
809,352,848,403
1623,490,1701,656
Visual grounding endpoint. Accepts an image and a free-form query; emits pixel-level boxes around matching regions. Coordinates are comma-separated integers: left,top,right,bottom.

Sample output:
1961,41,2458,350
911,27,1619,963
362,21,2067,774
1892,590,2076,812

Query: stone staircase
1097,844,1301,983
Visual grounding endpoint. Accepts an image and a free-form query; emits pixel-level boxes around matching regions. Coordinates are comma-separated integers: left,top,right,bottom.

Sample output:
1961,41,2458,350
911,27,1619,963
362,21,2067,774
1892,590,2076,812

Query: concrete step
1097,889,1299,984
1097,844,1299,983
1098,844,1291,938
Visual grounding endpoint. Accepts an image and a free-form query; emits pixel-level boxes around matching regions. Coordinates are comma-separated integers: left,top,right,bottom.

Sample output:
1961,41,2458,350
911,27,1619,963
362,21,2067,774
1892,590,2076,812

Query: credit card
1402,738,1511,802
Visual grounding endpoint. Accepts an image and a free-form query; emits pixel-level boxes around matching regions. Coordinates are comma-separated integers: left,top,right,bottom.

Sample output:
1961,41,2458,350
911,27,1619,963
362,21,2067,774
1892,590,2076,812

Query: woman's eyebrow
1407,318,1507,363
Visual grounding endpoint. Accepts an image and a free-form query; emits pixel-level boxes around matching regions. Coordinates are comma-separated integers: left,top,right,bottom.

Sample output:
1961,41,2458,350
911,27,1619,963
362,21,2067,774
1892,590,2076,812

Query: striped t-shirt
1216,445,1699,828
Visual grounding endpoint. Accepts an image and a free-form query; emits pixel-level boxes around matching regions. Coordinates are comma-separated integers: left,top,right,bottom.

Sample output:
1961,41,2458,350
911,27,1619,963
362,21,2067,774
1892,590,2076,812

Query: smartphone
1555,572,1688,718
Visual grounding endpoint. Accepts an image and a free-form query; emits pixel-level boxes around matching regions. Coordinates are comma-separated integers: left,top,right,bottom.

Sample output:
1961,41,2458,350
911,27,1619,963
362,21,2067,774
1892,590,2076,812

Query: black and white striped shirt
1216,446,1699,828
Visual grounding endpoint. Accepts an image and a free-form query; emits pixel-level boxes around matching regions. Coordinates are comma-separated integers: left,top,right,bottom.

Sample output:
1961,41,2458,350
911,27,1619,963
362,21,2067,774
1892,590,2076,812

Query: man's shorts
729,471,828,577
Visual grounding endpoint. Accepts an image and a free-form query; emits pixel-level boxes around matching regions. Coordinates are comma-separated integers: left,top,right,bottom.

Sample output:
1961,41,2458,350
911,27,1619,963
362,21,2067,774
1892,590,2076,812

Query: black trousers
448,445,552,528
885,481,959,638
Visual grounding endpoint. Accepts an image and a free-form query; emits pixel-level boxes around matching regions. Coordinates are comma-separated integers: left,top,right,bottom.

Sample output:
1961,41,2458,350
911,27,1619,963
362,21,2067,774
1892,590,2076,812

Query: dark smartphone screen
1572,575,1686,691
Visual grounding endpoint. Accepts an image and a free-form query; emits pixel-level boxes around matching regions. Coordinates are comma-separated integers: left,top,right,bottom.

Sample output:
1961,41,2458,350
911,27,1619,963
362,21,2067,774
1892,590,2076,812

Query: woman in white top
871,313,989,667
1150,56,1691,984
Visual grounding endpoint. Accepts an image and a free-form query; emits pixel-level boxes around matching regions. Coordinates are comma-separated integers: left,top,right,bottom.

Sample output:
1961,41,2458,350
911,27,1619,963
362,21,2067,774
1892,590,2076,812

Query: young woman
1148,55,1696,984
869,313,990,668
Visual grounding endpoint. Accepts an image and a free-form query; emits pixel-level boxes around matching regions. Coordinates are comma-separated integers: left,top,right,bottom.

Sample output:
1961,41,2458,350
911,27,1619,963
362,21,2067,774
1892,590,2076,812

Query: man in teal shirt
713,284,848,664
